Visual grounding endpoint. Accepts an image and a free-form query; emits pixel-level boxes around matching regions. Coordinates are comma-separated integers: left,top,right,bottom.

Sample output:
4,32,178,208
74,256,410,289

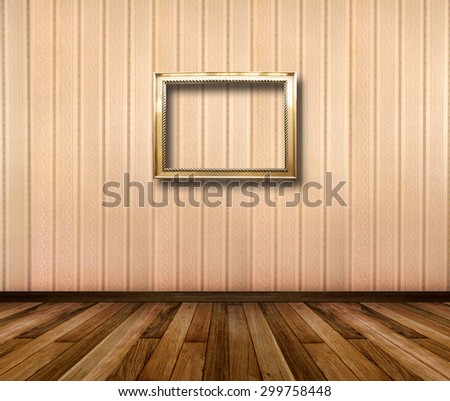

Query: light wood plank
324,303,448,380
228,305,261,380
413,338,450,362
0,338,31,358
349,339,421,381
304,343,358,380
289,303,389,380
274,303,323,343
0,342,72,380
0,303,41,320
29,303,140,380
138,303,197,381
57,303,128,342
171,342,207,381
185,303,213,342
407,303,450,323
0,303,112,375
243,303,294,381
0,303,85,346
60,303,165,380
18,303,95,338
108,339,159,381
362,303,450,348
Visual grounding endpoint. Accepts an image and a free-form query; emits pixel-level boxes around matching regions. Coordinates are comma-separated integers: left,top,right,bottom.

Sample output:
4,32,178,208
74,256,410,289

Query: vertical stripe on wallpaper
0,0,448,291
397,0,402,290
0,0,5,290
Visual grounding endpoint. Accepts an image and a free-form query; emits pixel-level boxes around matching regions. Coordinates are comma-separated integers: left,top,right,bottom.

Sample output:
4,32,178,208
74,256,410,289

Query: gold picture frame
154,72,297,179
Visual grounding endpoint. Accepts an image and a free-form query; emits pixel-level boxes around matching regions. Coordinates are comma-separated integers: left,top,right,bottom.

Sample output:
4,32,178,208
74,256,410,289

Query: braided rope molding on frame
161,78,290,173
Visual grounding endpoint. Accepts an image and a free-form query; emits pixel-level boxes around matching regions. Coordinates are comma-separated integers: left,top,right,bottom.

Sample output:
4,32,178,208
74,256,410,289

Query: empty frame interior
165,82,285,169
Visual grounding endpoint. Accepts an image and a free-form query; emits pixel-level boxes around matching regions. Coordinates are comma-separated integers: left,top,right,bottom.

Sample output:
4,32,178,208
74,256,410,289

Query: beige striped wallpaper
0,0,448,291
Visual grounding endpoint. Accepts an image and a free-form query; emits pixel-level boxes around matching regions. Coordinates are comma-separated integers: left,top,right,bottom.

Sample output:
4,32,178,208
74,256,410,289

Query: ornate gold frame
154,72,297,179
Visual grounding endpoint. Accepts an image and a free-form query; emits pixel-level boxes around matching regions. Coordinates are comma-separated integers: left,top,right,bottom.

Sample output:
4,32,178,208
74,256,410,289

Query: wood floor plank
28,303,139,380
0,303,41,320
138,303,197,381
0,303,83,346
305,303,364,339
359,303,425,338
243,303,294,381
0,338,31,358
57,303,128,342
61,303,165,380
0,303,22,313
203,303,230,381
185,303,213,342
0,303,59,327
170,342,207,381
289,303,389,380
406,303,450,323
412,339,450,362
304,343,358,381
141,303,180,338
0,303,112,375
379,303,450,335
262,303,325,380
228,305,261,381
274,303,323,343
107,339,159,381
324,303,449,380
18,303,95,338
349,339,421,381
362,303,450,348
0,342,72,380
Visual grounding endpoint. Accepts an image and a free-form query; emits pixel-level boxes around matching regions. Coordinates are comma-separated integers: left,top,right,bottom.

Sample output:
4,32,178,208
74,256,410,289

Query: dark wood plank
17,303,95,338
1,291,448,303
203,303,230,381
289,303,389,380
228,305,261,380
185,303,212,342
413,338,450,362
244,303,294,380
138,303,197,381
108,339,159,381
349,339,421,381
28,303,141,380
306,303,364,339
304,343,358,380
261,303,325,380
141,303,180,338
359,303,426,338
274,303,323,343
171,342,207,381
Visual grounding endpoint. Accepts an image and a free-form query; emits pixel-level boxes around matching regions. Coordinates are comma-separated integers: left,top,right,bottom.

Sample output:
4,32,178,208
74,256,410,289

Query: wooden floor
0,302,449,380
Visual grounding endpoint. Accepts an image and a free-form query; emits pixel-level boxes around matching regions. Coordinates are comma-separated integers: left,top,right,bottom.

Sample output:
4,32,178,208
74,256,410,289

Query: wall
0,0,448,291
